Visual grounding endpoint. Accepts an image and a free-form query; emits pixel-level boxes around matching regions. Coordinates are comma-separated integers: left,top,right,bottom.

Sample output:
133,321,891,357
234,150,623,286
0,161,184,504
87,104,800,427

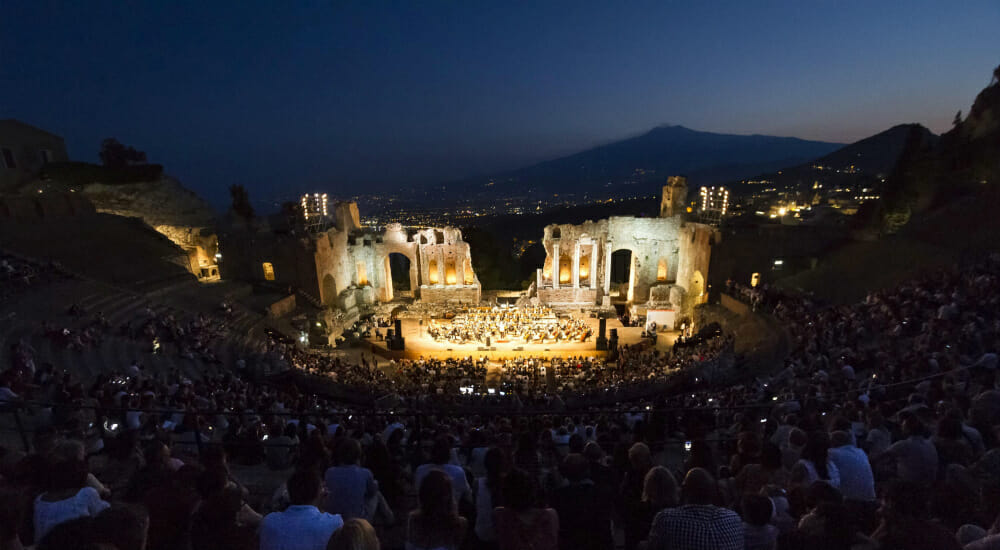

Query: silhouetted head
681,467,716,505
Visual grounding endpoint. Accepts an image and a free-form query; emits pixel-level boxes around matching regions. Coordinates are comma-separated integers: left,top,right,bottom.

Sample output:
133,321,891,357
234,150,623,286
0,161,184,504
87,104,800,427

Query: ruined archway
610,249,633,284
610,249,634,300
689,270,705,304
388,252,412,291
428,258,439,284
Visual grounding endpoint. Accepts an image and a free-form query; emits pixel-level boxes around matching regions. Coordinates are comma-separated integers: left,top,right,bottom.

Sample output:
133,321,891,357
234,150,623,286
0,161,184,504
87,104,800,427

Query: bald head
682,467,717,505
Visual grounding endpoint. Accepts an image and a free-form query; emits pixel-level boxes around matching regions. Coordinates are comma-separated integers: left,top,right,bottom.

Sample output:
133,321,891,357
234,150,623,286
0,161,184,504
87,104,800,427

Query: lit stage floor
368,315,679,360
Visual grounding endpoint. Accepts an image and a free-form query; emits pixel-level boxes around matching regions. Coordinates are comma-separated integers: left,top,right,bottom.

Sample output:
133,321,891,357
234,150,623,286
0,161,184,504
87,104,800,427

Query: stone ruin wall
313,205,481,309
534,179,719,323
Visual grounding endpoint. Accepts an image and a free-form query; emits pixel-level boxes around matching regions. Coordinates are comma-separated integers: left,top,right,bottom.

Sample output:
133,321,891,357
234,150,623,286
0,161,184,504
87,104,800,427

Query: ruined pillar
590,244,598,290
437,249,445,286
569,243,580,288
536,268,543,290
603,241,613,293
457,253,466,286
552,243,560,289
627,253,637,302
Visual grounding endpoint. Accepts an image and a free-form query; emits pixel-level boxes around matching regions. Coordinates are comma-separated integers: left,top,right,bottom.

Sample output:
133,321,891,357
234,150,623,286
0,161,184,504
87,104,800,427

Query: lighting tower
698,186,729,225
300,193,331,233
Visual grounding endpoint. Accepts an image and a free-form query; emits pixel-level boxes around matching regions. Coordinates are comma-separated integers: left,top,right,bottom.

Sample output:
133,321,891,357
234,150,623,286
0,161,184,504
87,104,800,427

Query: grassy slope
775,187,1000,303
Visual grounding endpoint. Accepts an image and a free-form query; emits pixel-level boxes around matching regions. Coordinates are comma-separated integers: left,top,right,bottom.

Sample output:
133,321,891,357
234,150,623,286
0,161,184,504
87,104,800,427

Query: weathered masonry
534,177,718,320
219,201,480,310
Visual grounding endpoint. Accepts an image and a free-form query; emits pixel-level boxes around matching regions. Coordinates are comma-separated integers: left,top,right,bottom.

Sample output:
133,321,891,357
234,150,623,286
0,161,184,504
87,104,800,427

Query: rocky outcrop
80,176,213,228
78,176,219,277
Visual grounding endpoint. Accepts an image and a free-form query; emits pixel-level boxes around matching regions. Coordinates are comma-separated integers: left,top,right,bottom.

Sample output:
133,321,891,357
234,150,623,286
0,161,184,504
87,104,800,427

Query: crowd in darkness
2,253,1000,549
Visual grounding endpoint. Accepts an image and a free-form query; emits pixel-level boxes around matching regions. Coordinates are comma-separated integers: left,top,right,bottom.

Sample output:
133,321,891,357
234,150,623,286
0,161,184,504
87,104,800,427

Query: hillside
437,125,841,200
727,124,936,197
773,64,1000,302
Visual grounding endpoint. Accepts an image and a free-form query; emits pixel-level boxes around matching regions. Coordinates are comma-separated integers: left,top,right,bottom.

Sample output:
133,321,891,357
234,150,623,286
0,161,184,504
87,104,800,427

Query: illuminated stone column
627,253,636,302
590,244,598,290
437,249,445,286
572,242,580,288
536,268,543,290
456,254,466,286
603,241,613,294
552,243,560,289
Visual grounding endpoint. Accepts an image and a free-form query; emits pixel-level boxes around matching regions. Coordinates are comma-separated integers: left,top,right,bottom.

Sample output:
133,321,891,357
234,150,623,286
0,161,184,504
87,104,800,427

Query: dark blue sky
2,1,997,209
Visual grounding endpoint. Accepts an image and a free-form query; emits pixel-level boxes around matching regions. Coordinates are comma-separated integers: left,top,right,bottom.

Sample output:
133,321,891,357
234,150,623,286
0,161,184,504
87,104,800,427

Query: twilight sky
2,1,998,209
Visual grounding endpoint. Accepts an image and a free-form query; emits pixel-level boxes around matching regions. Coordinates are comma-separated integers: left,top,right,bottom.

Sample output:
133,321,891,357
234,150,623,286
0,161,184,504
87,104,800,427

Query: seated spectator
741,494,777,550
91,504,150,550
551,453,612,550
327,518,380,550
635,466,679,547
325,439,378,521
143,464,202,550
473,447,507,547
827,431,875,502
871,480,960,550
265,422,299,471
620,442,653,550
190,486,257,550
494,468,558,550
33,443,110,541
414,436,472,509
0,488,25,550
736,442,790,496
878,418,939,486
791,431,840,489
261,469,344,550
646,467,742,550
406,470,467,550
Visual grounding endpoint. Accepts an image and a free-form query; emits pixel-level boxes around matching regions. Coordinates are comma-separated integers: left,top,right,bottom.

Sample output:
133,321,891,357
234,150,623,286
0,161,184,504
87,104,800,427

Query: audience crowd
2,254,1000,549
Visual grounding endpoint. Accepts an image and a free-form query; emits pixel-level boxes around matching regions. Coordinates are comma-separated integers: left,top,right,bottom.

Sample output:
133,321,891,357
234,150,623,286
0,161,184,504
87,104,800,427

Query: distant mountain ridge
439,125,842,199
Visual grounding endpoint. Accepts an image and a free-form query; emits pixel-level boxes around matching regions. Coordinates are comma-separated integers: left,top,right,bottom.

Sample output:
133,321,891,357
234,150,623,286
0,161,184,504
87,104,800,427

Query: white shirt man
260,469,343,550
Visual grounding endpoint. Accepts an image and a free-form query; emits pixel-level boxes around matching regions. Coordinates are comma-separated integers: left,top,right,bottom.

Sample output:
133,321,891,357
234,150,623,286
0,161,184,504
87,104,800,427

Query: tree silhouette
99,138,147,168
229,184,255,222
953,110,962,126
993,64,1000,85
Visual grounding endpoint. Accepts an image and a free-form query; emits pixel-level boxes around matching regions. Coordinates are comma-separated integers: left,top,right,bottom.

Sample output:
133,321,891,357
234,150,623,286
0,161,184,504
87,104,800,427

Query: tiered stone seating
2,275,265,384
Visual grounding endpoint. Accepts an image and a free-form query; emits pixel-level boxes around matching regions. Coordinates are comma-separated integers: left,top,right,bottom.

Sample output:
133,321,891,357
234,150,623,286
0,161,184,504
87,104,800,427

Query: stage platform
366,315,677,360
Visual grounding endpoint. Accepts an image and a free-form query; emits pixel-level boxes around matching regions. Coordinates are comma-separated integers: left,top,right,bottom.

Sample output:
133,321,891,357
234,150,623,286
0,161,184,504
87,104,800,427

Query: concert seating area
2,254,1000,549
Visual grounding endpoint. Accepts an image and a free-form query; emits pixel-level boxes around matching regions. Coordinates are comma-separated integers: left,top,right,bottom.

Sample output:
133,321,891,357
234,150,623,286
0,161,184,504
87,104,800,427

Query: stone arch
445,258,457,285
610,249,633,284
552,227,561,239
321,273,339,306
387,252,413,291
558,254,572,285
428,258,439,284
609,248,635,301
689,270,706,304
